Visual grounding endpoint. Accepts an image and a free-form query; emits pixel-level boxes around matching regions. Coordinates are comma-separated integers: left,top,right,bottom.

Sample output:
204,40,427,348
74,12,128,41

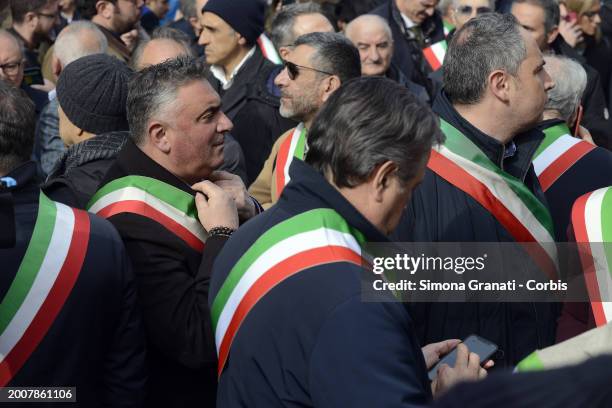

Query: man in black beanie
43,53,133,208
199,0,295,184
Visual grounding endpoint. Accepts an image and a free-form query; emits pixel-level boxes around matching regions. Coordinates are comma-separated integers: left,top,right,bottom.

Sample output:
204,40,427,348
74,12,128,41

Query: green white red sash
87,175,207,252
0,192,89,386
210,208,366,377
533,123,595,192
423,40,447,71
257,33,282,65
429,120,557,275
571,187,612,327
275,123,307,198
443,21,454,36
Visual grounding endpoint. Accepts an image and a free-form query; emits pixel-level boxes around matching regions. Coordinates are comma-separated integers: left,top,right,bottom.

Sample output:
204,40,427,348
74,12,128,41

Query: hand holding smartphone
428,334,498,381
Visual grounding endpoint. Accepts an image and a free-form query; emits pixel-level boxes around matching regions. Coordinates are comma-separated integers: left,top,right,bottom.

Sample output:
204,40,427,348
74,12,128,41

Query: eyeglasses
283,61,334,80
0,61,22,75
456,5,492,15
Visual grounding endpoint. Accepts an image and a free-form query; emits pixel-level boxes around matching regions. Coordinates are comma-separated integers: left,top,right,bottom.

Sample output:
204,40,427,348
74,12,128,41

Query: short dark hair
270,2,329,48
444,13,526,105
77,0,116,20
0,80,36,174
512,0,560,35
293,32,361,83
10,0,48,23
336,0,386,24
127,57,210,146
306,77,443,188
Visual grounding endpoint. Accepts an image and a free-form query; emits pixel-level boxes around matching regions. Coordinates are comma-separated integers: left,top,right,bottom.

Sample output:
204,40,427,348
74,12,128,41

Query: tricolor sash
0,192,89,386
210,208,366,377
423,40,447,71
429,120,557,275
571,187,612,327
257,33,282,65
443,21,454,36
533,123,595,192
274,123,307,199
87,175,207,252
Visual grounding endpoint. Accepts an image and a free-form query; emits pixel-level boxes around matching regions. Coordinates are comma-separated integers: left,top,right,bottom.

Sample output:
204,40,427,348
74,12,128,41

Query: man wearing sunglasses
511,0,612,148
8,0,58,71
447,0,493,35
249,32,361,209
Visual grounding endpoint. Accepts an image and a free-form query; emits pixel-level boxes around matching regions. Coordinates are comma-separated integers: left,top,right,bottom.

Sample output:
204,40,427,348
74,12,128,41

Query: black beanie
57,54,132,135
202,0,265,45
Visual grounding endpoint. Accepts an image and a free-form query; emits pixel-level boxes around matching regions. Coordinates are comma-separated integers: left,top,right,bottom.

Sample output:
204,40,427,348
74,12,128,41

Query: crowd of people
1,0,612,407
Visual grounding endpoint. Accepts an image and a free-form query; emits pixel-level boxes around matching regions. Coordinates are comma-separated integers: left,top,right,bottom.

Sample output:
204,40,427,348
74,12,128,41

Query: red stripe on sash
428,150,557,278
539,142,594,192
571,192,607,326
257,37,268,59
217,245,362,377
96,200,204,253
0,208,90,386
423,47,442,71
275,135,293,199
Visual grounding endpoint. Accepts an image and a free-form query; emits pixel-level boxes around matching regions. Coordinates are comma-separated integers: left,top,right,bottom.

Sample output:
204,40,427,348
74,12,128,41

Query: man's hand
120,29,139,52
210,171,257,221
431,343,488,398
422,339,461,370
192,180,239,231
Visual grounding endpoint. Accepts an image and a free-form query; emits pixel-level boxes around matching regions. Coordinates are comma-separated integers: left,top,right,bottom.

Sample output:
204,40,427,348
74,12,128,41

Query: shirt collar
400,12,416,28
210,46,256,90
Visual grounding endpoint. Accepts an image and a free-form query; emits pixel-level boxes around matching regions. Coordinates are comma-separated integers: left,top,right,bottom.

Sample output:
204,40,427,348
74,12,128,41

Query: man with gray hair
531,54,612,238
269,2,334,60
249,32,361,208
89,57,260,407
345,13,429,100
393,13,558,368
33,21,107,176
168,0,205,56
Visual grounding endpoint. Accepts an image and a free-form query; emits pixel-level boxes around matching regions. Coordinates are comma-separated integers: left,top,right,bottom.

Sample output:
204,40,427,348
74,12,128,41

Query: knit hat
57,54,132,135
202,0,265,45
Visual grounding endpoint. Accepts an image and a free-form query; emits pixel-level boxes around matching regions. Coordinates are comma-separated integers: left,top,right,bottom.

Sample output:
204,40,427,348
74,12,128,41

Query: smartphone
23,66,44,86
428,334,498,381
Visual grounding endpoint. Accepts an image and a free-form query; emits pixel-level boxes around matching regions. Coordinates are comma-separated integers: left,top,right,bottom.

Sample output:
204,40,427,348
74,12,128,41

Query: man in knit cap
43,53,132,208
199,0,294,184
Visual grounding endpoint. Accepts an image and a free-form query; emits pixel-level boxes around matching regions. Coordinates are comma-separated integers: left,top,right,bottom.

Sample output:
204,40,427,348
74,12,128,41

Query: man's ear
97,0,114,19
51,55,62,80
547,26,559,46
371,160,399,203
279,46,289,59
488,69,511,103
320,75,342,103
148,122,171,153
237,34,247,46
24,11,38,28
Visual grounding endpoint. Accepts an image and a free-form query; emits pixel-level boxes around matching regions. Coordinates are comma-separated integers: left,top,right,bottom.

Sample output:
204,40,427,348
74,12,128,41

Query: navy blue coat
1,161,147,407
211,160,432,407
392,92,559,368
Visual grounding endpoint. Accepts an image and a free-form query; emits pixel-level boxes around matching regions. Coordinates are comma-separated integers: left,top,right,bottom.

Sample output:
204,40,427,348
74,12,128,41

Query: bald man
345,15,429,102
0,29,48,114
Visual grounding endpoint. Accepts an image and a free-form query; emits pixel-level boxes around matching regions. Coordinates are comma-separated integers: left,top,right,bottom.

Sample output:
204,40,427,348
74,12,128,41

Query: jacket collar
113,139,196,196
283,160,390,243
433,90,544,181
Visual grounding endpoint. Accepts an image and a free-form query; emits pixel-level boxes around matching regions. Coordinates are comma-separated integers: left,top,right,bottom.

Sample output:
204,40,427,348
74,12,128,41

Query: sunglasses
582,9,600,19
283,61,334,80
456,5,492,15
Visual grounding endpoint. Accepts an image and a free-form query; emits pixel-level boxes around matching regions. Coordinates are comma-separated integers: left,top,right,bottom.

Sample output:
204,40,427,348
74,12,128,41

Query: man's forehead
287,44,316,63
458,0,491,7
0,36,22,61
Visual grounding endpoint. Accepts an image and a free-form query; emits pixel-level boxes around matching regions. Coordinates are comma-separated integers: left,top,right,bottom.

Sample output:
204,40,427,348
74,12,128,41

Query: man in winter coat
393,13,558,368
88,57,260,407
211,76,489,407
0,77,146,408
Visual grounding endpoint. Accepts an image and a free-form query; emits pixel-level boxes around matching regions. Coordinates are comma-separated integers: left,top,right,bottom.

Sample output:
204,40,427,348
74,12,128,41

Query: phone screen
23,67,44,86
428,335,498,381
